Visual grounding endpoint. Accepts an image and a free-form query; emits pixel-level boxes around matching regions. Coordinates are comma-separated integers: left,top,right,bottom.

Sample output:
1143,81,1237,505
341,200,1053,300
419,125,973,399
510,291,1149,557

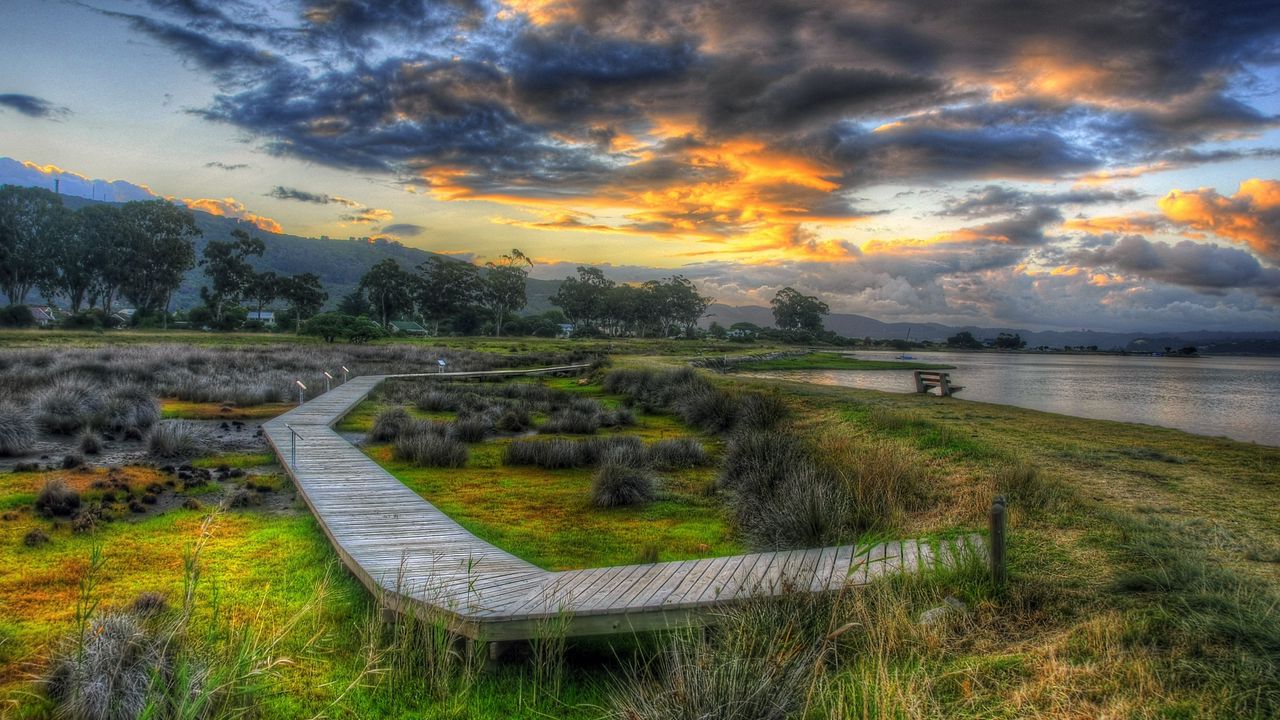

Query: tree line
0,185,327,330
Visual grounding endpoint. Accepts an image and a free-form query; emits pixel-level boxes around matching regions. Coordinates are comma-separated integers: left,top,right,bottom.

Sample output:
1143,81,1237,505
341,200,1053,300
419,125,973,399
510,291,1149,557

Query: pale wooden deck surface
264,365,983,640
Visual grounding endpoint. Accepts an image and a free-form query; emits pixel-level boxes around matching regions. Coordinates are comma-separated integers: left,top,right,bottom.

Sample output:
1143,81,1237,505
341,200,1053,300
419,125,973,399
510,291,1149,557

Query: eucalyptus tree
358,258,413,327
482,248,532,336
414,255,481,334
118,200,200,325
199,228,265,326
0,185,61,305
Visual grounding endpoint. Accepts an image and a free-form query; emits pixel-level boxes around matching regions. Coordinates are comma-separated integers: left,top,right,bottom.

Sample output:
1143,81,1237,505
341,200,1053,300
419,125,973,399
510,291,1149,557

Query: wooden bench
914,370,963,396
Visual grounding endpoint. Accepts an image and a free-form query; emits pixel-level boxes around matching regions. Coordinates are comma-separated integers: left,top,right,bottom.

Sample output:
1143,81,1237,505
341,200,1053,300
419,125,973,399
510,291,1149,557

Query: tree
358,258,413,327
302,312,383,343
708,321,727,339
770,287,828,332
946,331,982,349
550,266,614,330
246,271,281,319
281,272,326,332
482,249,531,337
75,204,134,317
414,256,481,334
646,275,711,337
0,185,61,305
199,228,265,327
337,289,370,317
118,200,199,326
993,332,1026,350
36,204,88,310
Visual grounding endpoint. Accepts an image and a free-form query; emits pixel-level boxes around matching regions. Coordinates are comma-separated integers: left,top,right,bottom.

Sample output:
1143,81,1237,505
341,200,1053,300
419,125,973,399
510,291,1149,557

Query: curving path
263,365,984,642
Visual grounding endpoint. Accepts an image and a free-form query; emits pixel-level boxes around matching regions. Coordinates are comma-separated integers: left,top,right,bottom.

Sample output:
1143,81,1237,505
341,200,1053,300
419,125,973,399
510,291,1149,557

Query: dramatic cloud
940,186,1146,218
11,0,1274,331
181,197,283,233
1157,179,1280,263
0,157,157,202
1074,235,1280,297
0,93,69,119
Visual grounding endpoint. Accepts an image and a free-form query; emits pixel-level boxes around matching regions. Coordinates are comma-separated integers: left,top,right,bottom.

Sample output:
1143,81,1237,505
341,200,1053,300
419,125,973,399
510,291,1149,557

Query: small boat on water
896,354,916,360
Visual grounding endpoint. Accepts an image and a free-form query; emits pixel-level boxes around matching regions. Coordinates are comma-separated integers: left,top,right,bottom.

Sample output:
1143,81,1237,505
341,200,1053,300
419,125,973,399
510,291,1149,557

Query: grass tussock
370,406,413,442
0,401,36,456
647,438,709,470
34,376,106,434
394,430,469,468
592,449,658,508
146,420,201,458
720,430,929,550
35,478,81,517
504,435,650,470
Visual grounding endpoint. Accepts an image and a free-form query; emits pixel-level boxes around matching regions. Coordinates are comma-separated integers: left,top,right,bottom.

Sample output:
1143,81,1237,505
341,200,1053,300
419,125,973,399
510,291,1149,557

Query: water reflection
752,351,1280,446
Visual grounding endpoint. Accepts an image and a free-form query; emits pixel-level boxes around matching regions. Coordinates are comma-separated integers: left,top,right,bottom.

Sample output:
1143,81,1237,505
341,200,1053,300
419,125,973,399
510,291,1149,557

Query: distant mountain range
701,304,1280,353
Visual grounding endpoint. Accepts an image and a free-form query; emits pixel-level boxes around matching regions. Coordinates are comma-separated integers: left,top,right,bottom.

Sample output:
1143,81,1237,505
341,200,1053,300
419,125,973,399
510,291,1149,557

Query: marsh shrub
599,407,636,428
592,450,658,508
0,402,36,456
98,386,161,439
370,407,412,442
416,389,459,412
36,478,81,517
449,414,492,443
504,436,646,469
735,392,789,432
540,409,600,435
676,387,739,433
394,431,469,468
719,431,927,550
34,376,106,434
23,528,50,547
610,595,824,720
146,420,200,458
495,407,531,433
79,430,103,455
648,438,708,470
45,612,173,720
504,438,585,469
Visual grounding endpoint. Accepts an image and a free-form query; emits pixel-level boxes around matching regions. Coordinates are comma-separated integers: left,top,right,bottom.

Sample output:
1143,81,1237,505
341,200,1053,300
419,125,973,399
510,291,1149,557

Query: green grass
191,452,278,469
354,397,739,569
734,351,953,371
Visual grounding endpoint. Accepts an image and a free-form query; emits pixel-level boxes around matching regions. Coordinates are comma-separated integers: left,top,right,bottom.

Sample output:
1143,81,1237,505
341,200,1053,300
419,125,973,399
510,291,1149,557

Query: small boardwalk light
285,423,304,469
324,371,334,393
295,379,307,405
341,365,350,383
437,358,447,373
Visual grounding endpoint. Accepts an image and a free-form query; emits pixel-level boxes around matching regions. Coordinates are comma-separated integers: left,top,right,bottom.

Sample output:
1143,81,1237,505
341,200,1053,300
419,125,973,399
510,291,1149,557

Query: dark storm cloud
941,186,1147,218
106,0,1280,203
267,185,359,206
1075,235,1280,298
0,93,69,119
380,223,425,237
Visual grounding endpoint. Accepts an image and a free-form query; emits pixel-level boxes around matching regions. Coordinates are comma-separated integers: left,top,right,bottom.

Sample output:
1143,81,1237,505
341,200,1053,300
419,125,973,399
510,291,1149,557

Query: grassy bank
2,340,1277,718
732,351,954,371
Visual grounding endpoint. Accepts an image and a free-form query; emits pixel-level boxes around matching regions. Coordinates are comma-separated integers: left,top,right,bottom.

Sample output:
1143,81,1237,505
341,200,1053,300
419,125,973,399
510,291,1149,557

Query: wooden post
913,370,925,393
989,495,1007,588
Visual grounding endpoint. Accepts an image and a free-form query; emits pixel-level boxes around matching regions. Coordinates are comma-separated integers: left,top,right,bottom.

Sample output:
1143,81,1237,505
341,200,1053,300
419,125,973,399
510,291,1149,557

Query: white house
246,310,276,326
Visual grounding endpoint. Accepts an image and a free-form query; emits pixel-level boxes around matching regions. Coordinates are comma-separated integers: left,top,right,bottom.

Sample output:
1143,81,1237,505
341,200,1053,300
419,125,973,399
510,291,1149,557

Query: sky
0,0,1278,332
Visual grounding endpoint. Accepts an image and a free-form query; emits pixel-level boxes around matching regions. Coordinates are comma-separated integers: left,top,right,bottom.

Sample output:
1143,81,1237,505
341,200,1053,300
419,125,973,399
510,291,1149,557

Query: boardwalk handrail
264,363,982,642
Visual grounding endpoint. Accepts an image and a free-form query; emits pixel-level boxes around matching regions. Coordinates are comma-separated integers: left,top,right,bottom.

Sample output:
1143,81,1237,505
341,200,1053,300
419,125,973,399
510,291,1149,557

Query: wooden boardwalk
263,365,984,641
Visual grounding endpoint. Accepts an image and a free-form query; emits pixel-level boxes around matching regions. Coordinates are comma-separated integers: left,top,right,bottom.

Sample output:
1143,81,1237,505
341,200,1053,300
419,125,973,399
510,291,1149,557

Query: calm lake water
751,350,1280,446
